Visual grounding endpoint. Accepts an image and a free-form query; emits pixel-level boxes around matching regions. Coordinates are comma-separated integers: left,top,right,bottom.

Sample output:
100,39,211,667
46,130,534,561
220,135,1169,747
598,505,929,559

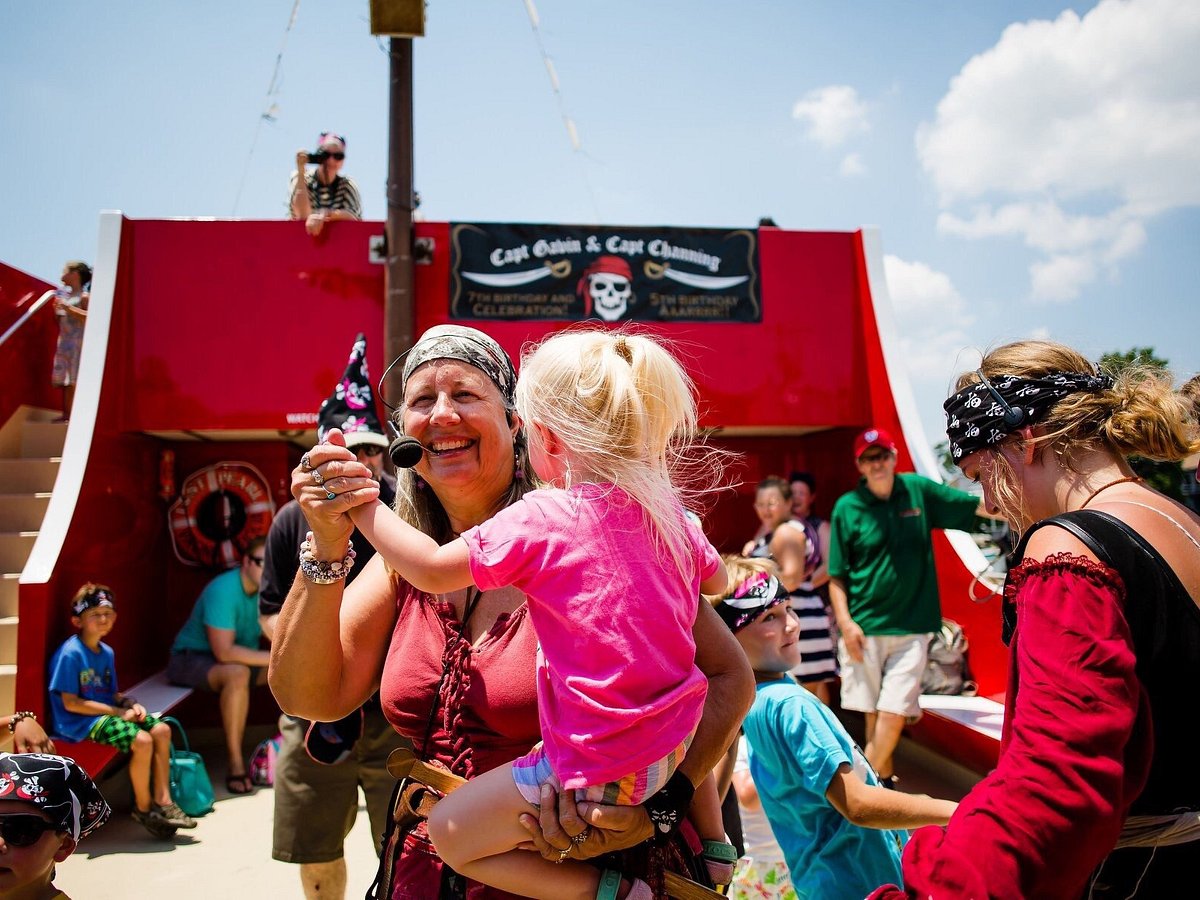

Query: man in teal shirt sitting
168,536,271,794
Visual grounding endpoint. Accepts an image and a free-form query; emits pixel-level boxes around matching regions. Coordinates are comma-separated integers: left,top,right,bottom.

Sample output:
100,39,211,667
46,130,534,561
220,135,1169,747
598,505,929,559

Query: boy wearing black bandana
47,584,196,838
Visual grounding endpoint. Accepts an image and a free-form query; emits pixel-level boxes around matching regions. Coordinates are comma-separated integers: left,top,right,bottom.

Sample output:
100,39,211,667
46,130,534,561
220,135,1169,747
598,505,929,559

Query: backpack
921,618,977,696
250,732,284,786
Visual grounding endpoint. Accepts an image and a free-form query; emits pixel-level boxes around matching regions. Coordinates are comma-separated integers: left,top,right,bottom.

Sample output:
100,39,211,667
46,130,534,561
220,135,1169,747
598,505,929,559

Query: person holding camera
289,131,362,236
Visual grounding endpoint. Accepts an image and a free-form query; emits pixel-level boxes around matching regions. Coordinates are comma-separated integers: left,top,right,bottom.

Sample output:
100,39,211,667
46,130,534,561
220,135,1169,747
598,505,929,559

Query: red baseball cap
854,427,897,460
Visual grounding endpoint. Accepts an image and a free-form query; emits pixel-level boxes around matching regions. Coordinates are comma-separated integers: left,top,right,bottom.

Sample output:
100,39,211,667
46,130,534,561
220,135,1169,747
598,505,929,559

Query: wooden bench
51,670,194,780
911,693,1005,776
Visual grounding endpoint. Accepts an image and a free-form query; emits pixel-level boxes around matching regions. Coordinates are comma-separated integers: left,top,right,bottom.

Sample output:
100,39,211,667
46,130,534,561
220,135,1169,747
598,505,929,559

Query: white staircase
0,408,65,740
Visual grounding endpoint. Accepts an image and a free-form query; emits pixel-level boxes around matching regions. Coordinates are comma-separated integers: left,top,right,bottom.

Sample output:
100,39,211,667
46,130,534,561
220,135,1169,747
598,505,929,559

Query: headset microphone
976,369,1028,429
384,420,425,469
389,436,424,469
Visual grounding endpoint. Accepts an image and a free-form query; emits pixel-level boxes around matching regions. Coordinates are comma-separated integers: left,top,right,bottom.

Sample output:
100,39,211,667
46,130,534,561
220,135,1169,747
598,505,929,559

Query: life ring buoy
168,462,276,568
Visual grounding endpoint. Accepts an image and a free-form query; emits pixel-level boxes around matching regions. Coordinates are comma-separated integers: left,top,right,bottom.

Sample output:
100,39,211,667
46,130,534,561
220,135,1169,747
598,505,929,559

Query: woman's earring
414,474,427,492
514,450,524,482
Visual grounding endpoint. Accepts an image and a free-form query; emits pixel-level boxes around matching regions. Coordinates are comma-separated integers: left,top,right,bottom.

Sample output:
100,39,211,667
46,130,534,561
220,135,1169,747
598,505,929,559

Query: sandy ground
52,725,381,899
51,720,980,899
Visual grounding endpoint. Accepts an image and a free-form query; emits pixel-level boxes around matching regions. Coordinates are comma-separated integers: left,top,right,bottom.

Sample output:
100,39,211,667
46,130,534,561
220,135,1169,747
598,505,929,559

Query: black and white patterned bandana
0,753,111,841
400,325,516,408
943,371,1113,461
715,571,790,633
71,587,114,617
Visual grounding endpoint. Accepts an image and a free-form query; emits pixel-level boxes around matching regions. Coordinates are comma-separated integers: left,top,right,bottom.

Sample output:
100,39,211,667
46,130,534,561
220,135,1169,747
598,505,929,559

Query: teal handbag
162,716,215,817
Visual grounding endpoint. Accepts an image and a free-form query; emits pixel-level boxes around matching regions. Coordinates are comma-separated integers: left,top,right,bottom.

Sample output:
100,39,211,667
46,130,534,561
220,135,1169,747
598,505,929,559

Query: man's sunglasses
325,152,345,161
859,451,892,463
359,445,384,457
0,815,58,847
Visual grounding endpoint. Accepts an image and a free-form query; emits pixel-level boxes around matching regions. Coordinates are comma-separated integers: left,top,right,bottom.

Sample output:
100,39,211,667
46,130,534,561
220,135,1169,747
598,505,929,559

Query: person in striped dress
289,131,362,237
747,477,838,702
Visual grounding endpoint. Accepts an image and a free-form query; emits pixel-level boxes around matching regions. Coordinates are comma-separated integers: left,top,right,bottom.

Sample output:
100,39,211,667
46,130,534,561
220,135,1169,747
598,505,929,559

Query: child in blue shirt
709,557,957,900
47,583,197,837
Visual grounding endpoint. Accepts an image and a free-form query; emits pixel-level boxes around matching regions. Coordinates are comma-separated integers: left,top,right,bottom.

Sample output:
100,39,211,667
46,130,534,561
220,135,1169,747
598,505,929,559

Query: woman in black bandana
871,340,1200,900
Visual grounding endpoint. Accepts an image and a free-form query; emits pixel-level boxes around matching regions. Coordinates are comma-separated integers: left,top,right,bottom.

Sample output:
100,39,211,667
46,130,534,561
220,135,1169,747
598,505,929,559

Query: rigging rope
522,0,601,221
232,0,302,216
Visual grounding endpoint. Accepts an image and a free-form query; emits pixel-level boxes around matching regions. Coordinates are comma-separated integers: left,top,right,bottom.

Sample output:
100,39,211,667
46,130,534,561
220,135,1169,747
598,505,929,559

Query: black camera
306,151,329,164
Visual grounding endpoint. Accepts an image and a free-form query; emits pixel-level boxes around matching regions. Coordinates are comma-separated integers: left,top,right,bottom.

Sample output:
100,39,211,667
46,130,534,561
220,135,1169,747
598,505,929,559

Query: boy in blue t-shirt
47,583,197,837
709,557,957,900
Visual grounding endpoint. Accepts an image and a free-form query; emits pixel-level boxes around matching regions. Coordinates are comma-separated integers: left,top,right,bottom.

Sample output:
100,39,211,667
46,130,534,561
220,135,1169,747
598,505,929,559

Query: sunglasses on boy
357,445,384,457
0,815,59,847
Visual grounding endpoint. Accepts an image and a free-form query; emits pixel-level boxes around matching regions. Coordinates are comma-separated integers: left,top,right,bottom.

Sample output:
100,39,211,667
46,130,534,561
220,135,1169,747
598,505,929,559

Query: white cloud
792,85,869,148
884,255,975,379
917,0,1200,300
1030,254,1097,302
839,153,866,177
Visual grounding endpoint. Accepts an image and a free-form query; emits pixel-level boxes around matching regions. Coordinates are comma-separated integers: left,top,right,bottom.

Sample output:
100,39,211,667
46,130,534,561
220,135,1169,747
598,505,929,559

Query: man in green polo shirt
828,427,983,789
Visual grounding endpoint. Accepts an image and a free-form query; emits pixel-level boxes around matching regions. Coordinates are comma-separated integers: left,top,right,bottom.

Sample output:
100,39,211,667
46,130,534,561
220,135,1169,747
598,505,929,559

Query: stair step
0,534,37,573
0,494,51,532
0,459,60,494
0,577,16,619
0,617,15,666
20,421,67,459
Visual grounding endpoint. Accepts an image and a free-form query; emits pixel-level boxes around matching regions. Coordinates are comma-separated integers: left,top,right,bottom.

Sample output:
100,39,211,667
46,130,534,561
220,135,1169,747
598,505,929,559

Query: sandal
701,840,738,887
226,773,254,795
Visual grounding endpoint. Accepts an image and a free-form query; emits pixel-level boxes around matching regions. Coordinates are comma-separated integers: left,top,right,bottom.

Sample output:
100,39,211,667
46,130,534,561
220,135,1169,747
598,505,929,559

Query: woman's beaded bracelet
299,534,356,585
8,711,37,734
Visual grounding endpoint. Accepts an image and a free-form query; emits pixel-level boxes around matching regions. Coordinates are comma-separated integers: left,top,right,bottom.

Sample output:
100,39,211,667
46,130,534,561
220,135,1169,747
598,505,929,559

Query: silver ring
570,827,591,846
325,490,337,501
300,453,314,472
311,469,325,486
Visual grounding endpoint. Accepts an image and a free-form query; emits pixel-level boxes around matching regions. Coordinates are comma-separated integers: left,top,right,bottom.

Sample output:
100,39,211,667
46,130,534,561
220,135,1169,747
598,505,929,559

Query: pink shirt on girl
462,483,720,790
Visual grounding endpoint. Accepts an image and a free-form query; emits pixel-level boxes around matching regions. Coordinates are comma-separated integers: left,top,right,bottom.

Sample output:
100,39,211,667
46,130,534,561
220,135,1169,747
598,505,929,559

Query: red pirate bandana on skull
576,255,635,321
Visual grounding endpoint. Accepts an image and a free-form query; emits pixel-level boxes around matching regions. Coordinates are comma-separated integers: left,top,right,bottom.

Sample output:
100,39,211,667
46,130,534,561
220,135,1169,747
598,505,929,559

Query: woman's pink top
462,484,720,789
868,554,1151,900
381,582,540,900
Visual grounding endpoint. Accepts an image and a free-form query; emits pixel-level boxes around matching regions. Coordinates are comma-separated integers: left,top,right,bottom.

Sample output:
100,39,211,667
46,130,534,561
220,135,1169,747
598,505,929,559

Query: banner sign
449,223,760,323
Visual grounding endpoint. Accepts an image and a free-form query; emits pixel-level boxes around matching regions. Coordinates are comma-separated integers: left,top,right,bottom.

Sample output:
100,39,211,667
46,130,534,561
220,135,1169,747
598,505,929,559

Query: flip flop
226,773,254,795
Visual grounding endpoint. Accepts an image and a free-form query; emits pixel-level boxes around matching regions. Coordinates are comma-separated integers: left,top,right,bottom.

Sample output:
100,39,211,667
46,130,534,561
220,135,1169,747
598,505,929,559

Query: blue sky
4,0,1197,448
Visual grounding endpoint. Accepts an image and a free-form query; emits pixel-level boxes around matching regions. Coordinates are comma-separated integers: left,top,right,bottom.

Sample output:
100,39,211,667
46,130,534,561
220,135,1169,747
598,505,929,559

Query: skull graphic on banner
577,255,636,322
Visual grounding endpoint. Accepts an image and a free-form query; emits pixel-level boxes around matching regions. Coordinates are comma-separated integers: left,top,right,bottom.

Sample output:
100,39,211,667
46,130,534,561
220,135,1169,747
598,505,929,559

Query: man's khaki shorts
271,706,406,864
838,632,930,719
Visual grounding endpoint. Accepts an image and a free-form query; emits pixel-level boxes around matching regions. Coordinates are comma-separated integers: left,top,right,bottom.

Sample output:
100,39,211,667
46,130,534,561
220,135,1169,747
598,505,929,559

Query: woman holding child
871,340,1200,898
270,325,753,899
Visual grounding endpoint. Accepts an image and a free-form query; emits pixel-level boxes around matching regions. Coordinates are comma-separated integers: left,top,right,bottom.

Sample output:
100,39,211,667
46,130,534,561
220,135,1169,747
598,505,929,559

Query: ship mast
371,2,424,402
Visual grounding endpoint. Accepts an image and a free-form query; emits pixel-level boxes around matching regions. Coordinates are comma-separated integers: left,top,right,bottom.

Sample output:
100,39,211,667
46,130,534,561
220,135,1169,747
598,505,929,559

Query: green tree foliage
1098,347,1170,373
1100,347,1183,500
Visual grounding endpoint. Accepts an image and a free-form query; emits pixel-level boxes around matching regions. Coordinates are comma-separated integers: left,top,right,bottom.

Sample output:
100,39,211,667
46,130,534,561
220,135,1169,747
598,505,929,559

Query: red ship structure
0,215,1004,777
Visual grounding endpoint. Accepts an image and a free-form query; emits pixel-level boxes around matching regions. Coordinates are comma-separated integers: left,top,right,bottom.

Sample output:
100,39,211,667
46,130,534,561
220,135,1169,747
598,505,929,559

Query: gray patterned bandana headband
400,325,516,408
943,370,1113,461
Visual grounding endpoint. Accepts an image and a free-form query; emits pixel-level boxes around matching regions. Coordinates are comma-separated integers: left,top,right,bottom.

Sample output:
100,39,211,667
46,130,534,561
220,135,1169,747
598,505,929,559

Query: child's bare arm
349,499,476,594
731,768,762,811
60,691,133,720
825,763,957,828
699,566,728,597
